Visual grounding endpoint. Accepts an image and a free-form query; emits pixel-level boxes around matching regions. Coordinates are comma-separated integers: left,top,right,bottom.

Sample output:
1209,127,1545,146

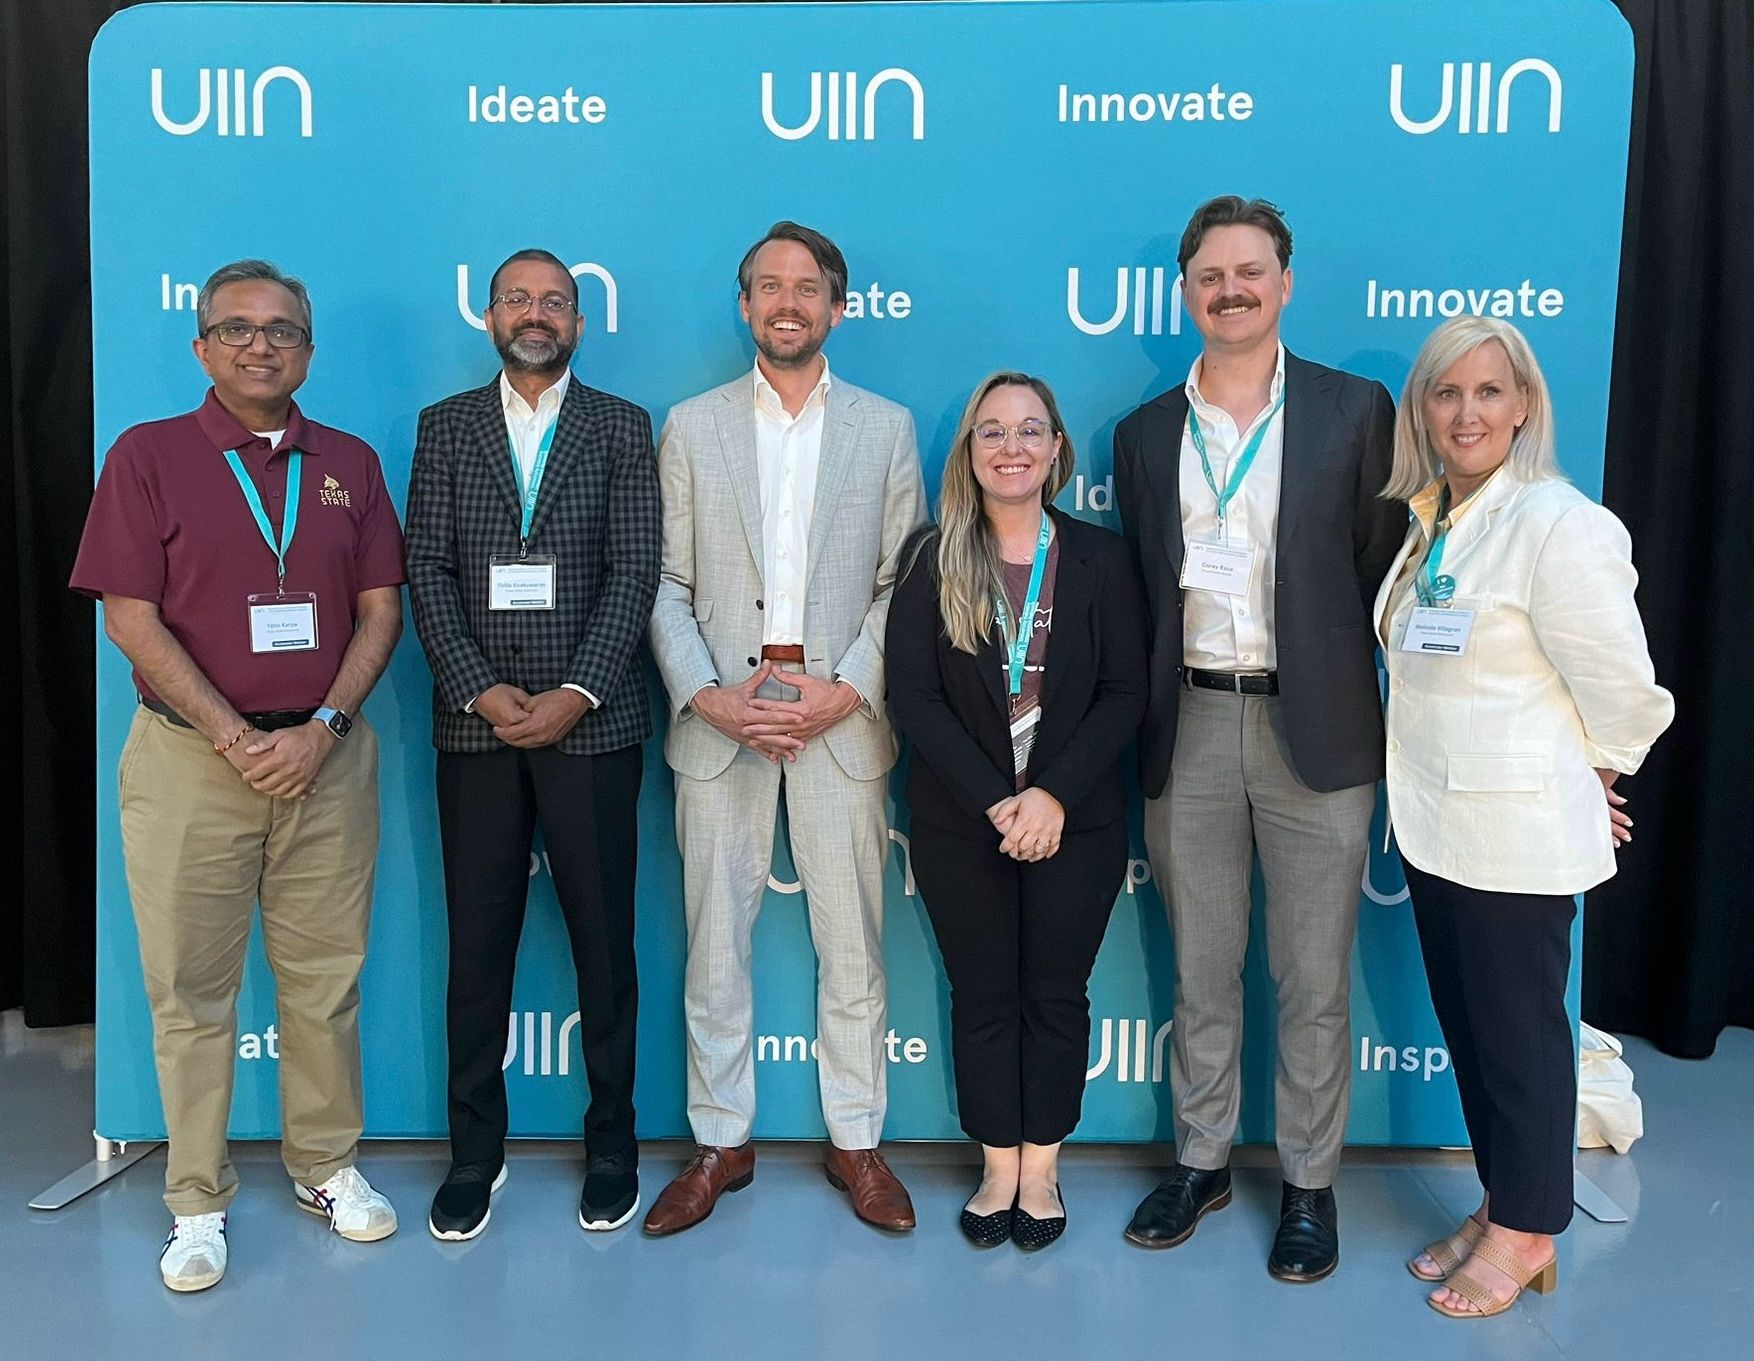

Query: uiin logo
150,66,313,138
760,69,926,141
1389,59,1562,135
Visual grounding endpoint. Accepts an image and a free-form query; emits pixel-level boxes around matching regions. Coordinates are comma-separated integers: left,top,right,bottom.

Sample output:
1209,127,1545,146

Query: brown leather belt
760,644,806,664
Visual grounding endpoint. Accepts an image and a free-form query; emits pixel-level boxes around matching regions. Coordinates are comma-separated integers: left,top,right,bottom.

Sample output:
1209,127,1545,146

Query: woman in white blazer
1375,318,1672,1320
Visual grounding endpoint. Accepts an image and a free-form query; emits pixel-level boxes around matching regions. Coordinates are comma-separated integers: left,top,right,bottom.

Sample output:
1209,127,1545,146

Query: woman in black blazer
886,372,1147,1250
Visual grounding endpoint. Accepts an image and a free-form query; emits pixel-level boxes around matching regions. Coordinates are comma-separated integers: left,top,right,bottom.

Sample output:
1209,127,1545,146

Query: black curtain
1584,0,1754,1058
3,2,1749,1047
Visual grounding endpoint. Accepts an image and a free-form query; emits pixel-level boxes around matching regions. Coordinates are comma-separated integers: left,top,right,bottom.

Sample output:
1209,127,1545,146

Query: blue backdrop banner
88,0,1632,1145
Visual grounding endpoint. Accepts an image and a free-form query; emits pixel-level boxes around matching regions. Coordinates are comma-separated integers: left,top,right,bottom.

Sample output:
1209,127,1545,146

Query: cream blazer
1375,472,1674,894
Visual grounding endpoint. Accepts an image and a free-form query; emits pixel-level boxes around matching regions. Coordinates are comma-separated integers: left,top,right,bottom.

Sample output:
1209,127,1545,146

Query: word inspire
761,69,925,141
150,66,312,138
1389,59,1562,136
1366,278,1564,320
456,262,619,333
1058,83,1254,124
466,85,607,125
1360,1036,1452,1082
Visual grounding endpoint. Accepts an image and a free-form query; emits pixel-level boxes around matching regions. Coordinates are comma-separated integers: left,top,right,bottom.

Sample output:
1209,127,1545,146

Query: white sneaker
160,1212,227,1292
295,1165,399,1242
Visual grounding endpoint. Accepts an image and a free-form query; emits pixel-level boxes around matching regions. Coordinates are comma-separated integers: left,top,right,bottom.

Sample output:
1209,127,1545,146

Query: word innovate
467,85,608,125
1058,83,1254,124
1366,278,1565,319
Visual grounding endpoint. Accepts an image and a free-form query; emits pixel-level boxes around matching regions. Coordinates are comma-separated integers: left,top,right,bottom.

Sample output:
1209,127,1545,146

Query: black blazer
1113,350,1403,796
405,375,661,755
885,509,1148,838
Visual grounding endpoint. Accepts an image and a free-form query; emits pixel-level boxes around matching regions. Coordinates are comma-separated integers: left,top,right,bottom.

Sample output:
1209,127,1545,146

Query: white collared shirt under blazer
1375,470,1674,895
752,360,830,647
1179,343,1286,670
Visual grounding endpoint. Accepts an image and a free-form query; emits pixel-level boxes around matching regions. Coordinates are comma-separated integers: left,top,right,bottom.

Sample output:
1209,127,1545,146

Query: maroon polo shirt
71,389,406,713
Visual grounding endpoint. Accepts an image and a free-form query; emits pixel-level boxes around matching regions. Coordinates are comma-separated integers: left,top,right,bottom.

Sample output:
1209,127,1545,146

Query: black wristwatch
312,706,353,739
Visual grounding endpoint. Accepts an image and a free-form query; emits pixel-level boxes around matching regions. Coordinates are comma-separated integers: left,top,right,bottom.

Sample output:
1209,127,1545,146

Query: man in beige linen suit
645,222,926,1235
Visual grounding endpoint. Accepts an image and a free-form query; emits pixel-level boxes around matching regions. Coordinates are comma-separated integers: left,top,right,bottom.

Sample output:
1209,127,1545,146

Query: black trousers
911,818,1126,1147
1404,862,1576,1234
436,743,642,1168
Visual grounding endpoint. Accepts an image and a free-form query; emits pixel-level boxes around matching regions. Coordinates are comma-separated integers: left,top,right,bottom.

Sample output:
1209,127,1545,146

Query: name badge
247,592,319,653
1401,606,1476,655
489,554,557,611
1180,540,1254,596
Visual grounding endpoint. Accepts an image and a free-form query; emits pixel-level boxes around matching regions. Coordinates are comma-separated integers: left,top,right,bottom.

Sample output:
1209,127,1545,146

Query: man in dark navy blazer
406,248,660,1243
1114,197,1403,1281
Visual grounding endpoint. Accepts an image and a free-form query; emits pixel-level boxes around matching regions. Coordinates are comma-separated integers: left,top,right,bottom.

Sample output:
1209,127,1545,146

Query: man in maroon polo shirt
71,259,405,1293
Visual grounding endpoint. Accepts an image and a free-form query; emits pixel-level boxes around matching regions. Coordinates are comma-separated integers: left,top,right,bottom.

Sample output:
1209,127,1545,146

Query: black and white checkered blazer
406,375,661,755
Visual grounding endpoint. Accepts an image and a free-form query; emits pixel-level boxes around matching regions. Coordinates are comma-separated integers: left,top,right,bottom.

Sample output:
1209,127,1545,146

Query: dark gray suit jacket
406,375,661,755
1113,350,1403,795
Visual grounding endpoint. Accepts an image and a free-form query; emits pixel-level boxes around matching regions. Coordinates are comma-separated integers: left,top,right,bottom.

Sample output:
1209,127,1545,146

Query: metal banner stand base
1572,1166,1629,1224
30,1132,161,1211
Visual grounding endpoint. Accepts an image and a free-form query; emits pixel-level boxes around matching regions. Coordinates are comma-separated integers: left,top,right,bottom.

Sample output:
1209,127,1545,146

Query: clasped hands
691,662,861,763
986,787,1065,862
223,721,334,800
476,683,593,748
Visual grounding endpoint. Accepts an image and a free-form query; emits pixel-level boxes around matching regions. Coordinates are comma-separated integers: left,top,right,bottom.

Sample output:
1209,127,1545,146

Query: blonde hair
1383,316,1562,501
936,372,1076,654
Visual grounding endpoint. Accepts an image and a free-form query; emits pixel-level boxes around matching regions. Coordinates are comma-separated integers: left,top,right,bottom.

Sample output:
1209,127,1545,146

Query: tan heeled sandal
1407,1214,1485,1281
1428,1236,1558,1318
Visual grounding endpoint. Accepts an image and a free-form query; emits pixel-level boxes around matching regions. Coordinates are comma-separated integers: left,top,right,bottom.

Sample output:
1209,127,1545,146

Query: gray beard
498,328,573,373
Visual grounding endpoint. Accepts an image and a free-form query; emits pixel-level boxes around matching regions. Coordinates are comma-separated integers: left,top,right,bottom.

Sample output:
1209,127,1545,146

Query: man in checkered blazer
405,248,661,1242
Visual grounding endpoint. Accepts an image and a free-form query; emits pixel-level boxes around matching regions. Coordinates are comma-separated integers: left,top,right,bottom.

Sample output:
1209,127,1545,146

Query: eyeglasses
204,321,310,349
973,421,1054,450
490,291,577,315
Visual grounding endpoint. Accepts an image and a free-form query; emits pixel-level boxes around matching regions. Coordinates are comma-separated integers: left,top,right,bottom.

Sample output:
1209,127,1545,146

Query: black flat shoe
1124,1163,1231,1249
1013,1186,1066,1252
1268,1182,1339,1283
959,1202,1014,1247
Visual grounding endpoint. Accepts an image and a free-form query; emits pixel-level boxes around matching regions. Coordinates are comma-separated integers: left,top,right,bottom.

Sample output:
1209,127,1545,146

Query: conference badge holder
489,553,558,610
247,592,319,652
1180,537,1254,596
1401,605,1475,655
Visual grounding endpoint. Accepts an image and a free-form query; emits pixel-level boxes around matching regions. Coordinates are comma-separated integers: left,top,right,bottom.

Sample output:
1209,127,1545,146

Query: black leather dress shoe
1124,1163,1232,1249
428,1163,508,1241
579,1150,640,1231
1268,1182,1339,1282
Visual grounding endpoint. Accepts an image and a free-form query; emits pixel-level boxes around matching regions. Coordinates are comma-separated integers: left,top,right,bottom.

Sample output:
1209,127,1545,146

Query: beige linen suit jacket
649,374,926,781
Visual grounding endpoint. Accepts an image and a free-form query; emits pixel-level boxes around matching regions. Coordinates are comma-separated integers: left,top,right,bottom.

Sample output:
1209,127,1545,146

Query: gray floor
2,1011,1747,1360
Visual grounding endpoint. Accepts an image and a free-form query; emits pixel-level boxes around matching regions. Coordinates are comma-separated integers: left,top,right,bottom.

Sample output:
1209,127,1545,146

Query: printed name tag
489,554,557,610
1401,606,1476,655
1180,540,1254,596
247,593,319,653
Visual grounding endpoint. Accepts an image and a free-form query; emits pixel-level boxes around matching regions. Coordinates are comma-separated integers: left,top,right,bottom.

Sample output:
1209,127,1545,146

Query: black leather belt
141,697,316,731
1185,667,1279,696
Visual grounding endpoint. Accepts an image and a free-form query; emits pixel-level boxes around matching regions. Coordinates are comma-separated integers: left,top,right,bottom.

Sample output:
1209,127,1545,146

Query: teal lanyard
1415,487,1459,607
998,515,1053,697
222,448,301,592
509,416,559,550
1187,395,1285,536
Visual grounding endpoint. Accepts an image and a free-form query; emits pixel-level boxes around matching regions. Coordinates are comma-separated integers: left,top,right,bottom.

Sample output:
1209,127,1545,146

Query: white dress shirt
464,368,595,712
500,368,569,495
1178,344,1286,671
753,357,831,647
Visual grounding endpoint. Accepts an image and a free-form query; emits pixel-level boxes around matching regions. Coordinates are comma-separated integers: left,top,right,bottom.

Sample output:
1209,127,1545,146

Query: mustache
1210,295,1258,314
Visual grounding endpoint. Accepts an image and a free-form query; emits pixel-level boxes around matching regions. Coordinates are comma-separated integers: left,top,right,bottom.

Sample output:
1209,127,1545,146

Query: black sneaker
579,1150,640,1231
428,1163,507,1241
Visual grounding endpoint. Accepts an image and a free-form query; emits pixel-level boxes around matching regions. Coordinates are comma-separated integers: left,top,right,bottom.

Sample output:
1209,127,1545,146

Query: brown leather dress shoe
824,1146,915,1231
642,1143,755,1236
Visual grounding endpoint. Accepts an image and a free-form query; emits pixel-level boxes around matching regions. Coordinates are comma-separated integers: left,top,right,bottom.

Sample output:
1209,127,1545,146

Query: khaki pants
118,708,380,1215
